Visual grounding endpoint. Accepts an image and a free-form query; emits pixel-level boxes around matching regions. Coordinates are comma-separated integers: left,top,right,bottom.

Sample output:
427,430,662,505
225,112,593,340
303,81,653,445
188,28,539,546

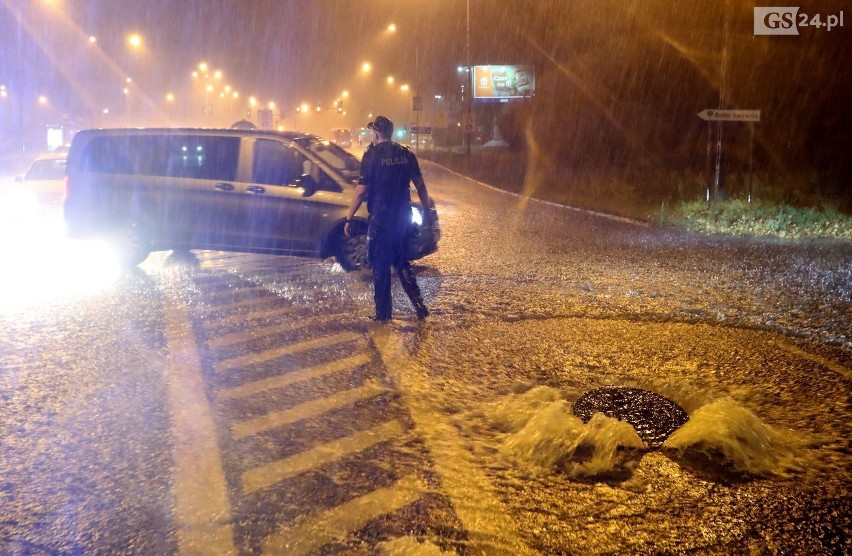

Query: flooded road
1,161,849,554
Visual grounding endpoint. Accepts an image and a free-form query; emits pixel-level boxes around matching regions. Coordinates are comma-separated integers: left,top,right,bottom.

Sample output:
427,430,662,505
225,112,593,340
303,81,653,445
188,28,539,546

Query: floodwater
383,161,851,553
0,161,849,554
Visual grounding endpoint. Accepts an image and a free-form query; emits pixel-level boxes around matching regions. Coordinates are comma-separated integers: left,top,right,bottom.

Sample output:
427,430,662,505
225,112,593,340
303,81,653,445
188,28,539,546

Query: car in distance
330,128,353,148
15,151,68,206
63,128,439,269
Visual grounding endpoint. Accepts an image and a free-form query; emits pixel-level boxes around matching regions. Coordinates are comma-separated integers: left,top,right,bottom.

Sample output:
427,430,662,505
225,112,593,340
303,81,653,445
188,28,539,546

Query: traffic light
336,99,343,113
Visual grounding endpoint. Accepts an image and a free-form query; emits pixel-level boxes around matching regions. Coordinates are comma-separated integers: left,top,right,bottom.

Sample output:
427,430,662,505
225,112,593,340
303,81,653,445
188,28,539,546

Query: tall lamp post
465,0,472,155
193,62,221,118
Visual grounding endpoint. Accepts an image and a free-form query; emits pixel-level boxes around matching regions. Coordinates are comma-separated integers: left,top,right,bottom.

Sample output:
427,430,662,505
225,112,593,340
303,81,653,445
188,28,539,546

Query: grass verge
659,200,852,240
422,149,852,241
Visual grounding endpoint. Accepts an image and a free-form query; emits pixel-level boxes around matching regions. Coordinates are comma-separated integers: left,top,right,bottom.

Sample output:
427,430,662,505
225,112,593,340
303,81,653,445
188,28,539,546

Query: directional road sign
698,109,760,122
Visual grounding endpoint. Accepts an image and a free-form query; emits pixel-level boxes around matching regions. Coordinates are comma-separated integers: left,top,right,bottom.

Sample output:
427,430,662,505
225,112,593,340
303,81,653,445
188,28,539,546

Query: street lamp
127,33,142,49
193,62,221,116
166,93,175,122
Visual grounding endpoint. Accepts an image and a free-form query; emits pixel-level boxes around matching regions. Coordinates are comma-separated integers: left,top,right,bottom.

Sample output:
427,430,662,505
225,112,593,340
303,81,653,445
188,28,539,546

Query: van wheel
335,227,370,271
114,223,151,266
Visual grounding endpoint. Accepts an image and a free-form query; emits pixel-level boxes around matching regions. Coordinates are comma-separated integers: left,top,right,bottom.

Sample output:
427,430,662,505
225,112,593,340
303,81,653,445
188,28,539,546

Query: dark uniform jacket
359,142,421,230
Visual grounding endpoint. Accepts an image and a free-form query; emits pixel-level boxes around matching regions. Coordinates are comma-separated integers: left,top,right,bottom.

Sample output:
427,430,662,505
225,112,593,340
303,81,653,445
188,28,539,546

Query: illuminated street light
88,36,97,44
125,77,132,84
387,76,394,85
194,63,221,115
300,102,310,113
166,93,174,102
342,90,349,98
268,101,275,110
127,33,142,49
249,96,257,107
388,23,397,32
400,84,410,92
38,95,48,105
361,62,372,73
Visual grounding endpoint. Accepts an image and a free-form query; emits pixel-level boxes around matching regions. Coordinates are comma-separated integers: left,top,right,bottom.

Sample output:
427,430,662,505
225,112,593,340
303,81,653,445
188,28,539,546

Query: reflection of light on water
0,234,121,308
377,536,456,555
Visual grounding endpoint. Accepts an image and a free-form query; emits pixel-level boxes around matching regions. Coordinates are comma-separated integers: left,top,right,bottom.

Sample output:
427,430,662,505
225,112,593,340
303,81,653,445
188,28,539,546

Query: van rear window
79,135,239,181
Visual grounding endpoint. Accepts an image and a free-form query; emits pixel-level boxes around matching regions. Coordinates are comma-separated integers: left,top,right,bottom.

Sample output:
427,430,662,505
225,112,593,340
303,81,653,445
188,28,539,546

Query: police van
64,128,438,268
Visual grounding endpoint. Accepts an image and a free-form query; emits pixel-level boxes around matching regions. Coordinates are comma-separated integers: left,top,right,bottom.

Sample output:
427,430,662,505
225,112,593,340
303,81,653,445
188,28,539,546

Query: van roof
73,127,315,142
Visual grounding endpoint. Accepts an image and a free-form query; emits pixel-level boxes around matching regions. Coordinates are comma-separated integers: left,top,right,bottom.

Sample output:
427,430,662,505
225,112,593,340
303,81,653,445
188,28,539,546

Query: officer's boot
398,265,429,319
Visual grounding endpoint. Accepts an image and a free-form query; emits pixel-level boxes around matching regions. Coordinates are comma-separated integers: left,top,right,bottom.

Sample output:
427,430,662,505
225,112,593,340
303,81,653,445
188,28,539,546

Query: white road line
215,331,363,374
207,313,345,350
202,305,303,329
218,352,371,401
163,289,236,555
370,327,537,555
201,294,282,315
261,474,423,555
204,284,269,301
231,380,388,440
429,159,649,227
775,341,852,379
242,420,404,495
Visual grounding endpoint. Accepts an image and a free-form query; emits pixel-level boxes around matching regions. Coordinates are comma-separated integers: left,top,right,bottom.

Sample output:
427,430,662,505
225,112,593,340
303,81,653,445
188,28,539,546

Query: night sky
2,0,850,194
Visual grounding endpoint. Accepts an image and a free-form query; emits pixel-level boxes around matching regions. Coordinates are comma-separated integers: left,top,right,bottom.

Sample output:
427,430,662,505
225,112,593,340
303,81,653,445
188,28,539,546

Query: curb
422,159,650,227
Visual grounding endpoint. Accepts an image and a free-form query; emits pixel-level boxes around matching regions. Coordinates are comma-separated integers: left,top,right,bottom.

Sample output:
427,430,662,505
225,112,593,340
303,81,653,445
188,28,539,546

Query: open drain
572,387,689,448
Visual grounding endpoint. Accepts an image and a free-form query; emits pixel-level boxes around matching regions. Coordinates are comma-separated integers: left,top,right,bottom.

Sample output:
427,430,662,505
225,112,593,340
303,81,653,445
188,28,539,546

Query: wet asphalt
0,161,849,554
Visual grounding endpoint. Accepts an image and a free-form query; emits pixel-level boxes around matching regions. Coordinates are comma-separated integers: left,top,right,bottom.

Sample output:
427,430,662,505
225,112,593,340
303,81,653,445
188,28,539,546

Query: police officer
344,115,434,322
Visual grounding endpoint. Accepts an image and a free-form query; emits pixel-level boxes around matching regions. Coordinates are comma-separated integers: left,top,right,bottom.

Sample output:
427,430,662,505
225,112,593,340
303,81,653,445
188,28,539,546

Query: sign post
697,109,761,203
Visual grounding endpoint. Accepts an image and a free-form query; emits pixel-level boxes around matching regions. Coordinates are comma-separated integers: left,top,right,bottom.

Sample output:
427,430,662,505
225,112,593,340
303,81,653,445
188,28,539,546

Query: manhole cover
572,387,689,448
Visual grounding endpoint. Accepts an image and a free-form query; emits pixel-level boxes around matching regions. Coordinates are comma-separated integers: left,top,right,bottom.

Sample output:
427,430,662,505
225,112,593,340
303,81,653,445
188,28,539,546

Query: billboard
473,65,535,103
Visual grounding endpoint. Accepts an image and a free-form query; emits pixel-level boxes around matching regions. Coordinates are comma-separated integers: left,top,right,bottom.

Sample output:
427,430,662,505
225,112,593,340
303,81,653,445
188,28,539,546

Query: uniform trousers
367,219,425,321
